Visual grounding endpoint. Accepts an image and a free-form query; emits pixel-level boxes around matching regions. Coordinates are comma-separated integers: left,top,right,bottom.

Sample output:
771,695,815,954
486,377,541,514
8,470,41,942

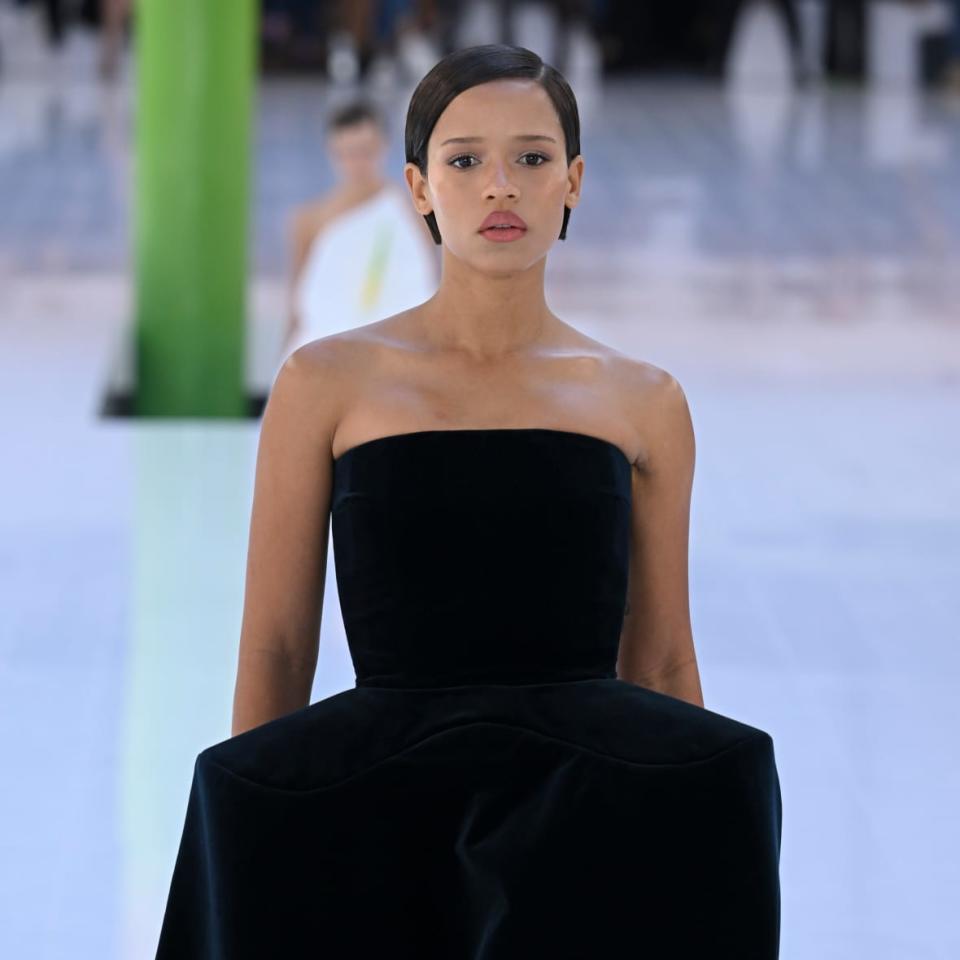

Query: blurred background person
949,0,960,90
327,0,440,86
98,0,132,80
281,97,439,362
41,0,65,48
716,0,802,83
0,0,132,77
795,0,827,82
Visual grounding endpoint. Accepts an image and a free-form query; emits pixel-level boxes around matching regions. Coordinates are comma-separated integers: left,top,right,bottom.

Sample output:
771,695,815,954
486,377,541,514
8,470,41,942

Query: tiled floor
1,10,959,960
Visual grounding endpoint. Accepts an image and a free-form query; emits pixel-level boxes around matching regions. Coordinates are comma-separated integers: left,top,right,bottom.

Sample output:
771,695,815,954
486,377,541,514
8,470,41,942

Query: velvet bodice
330,428,632,688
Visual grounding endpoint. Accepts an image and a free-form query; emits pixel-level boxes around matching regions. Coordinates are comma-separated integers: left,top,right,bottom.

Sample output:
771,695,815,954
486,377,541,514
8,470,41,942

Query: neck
340,177,387,200
420,252,555,361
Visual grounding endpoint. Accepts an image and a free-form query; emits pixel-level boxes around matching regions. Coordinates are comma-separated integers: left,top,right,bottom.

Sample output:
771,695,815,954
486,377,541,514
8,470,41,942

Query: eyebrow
439,135,558,146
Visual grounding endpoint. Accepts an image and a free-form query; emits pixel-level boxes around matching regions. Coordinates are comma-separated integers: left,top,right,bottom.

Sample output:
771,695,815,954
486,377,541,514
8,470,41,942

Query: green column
134,0,256,416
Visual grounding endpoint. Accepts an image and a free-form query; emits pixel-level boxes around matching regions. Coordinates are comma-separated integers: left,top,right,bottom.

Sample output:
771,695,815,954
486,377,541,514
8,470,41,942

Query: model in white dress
283,182,438,359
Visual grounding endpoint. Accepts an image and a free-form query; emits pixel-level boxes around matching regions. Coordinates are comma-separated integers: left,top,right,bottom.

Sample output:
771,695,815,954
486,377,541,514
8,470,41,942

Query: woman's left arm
616,370,705,708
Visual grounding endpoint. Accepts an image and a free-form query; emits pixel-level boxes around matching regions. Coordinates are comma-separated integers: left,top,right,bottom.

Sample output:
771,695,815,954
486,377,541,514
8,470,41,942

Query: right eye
448,154,477,169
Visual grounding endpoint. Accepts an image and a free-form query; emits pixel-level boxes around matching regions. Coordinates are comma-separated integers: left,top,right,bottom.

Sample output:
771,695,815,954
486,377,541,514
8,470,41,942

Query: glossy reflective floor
1,11,959,960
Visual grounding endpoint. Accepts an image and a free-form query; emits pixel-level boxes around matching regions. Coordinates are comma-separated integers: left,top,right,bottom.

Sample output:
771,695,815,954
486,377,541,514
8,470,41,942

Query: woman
156,44,782,959
281,98,438,362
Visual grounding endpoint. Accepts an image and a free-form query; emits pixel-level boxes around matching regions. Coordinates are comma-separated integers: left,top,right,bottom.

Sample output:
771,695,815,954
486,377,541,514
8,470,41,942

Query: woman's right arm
284,206,327,349
231,341,343,737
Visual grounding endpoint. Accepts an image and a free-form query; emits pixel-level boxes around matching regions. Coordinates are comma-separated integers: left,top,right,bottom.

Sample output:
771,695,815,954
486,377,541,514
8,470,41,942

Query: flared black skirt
156,677,782,959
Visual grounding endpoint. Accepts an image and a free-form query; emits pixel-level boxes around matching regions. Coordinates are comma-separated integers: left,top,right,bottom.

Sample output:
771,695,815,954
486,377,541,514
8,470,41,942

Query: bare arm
231,342,342,736
616,371,704,707
284,207,326,348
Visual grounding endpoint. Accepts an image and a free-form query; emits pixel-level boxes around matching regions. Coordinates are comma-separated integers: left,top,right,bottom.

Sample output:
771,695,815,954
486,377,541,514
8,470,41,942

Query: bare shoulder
619,355,690,423
269,331,373,457
285,308,414,380
287,197,336,244
567,325,686,411
607,350,677,393
283,328,375,388
589,341,693,474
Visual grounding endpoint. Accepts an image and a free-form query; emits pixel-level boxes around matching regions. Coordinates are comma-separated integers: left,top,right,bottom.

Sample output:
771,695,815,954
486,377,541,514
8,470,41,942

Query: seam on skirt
200,721,771,797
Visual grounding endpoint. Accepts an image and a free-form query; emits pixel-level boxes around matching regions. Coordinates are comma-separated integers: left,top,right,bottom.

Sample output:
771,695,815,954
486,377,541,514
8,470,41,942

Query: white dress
284,183,437,357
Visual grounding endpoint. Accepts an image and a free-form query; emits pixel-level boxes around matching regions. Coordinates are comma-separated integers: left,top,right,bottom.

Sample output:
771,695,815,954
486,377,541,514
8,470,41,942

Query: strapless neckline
332,426,631,467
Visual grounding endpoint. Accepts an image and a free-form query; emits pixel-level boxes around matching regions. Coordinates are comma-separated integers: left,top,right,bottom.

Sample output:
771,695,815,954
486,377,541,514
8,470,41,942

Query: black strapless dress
155,428,783,959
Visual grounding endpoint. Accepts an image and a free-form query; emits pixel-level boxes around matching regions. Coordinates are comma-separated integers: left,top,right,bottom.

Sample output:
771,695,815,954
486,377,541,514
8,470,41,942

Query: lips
478,210,527,232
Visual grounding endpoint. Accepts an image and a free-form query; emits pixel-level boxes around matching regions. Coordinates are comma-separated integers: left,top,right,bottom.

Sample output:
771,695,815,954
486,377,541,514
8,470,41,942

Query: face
404,79,583,269
327,119,386,185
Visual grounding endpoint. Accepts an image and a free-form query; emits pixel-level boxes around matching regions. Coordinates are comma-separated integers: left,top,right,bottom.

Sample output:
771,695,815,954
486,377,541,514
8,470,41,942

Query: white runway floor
1,16,959,960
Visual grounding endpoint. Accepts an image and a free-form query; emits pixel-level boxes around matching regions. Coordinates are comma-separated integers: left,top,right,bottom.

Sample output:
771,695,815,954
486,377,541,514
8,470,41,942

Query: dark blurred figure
712,0,803,79
98,0,132,80
949,0,960,91
327,0,429,82
599,0,816,79
326,0,597,83
330,0,378,79
43,0,65,46
433,0,595,75
39,0,93,47
8,0,131,77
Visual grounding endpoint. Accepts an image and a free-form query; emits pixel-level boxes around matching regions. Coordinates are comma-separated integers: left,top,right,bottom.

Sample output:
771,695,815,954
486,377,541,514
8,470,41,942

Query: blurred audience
323,0,599,85
0,0,132,80
5,0,960,94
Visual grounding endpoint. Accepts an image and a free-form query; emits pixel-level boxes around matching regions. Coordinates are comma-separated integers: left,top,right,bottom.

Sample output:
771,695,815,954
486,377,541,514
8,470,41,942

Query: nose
485,160,518,199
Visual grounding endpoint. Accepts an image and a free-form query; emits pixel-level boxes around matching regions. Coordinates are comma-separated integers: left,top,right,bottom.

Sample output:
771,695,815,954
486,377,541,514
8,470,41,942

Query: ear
404,162,433,216
565,154,584,209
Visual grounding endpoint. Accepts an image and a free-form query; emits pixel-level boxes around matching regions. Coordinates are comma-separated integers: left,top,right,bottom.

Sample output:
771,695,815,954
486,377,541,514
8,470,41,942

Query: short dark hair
327,99,386,135
404,44,581,245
